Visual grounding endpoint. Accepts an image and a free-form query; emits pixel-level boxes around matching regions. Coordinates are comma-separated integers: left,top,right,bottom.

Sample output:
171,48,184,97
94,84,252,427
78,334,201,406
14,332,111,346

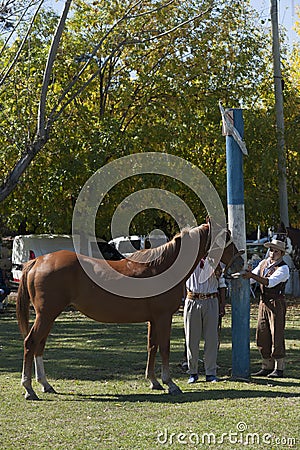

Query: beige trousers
184,296,219,376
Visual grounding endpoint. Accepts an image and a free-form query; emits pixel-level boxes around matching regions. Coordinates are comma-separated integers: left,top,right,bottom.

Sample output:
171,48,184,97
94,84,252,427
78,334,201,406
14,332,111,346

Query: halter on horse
16,223,244,400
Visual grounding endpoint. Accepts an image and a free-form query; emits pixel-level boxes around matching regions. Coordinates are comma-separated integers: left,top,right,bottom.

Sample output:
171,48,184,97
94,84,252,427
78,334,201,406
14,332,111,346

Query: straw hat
264,239,286,253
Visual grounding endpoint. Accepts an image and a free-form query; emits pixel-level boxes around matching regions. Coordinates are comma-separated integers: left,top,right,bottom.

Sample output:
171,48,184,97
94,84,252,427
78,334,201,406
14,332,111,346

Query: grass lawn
0,295,299,449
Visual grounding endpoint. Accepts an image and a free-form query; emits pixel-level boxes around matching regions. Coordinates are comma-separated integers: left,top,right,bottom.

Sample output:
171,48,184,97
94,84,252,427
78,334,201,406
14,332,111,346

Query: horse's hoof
43,386,57,394
24,391,40,401
150,383,164,391
168,386,183,395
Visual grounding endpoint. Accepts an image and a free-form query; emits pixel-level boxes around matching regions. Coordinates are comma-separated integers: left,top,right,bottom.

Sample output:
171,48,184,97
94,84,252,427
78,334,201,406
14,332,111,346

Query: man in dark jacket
243,239,289,378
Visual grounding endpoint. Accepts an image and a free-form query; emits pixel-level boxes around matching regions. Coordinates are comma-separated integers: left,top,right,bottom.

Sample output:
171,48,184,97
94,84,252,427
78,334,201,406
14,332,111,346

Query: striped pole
225,108,250,380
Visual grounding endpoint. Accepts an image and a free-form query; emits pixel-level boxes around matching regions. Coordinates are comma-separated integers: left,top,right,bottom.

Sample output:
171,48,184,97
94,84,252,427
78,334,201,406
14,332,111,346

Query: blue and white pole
220,105,250,380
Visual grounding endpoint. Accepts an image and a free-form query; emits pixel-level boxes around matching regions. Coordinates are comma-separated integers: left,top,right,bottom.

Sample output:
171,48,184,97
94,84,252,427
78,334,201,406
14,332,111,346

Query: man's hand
242,269,269,286
242,269,252,280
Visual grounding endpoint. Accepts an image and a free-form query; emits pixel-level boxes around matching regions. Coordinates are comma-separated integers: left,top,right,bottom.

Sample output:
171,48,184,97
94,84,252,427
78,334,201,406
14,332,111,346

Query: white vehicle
109,232,168,258
108,235,142,257
11,234,76,285
11,234,122,286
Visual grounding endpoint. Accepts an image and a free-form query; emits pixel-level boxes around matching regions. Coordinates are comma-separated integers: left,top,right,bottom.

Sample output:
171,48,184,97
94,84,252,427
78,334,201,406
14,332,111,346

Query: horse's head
205,225,244,276
221,230,245,276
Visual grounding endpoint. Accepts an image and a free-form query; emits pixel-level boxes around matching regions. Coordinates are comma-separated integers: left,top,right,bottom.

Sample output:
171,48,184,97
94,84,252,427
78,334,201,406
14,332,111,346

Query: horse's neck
158,237,182,271
186,226,208,276
148,225,208,276
164,225,208,277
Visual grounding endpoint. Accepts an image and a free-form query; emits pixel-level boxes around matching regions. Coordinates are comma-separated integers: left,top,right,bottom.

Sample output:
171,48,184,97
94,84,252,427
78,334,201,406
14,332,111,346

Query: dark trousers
0,287,10,302
256,296,286,360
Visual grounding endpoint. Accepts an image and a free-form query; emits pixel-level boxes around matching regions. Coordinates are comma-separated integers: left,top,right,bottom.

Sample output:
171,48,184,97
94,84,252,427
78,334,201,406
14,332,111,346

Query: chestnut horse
16,223,244,400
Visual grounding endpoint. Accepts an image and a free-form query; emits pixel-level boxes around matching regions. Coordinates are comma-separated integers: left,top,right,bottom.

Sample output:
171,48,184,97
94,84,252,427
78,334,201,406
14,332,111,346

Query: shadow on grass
35,383,300,403
1,305,299,383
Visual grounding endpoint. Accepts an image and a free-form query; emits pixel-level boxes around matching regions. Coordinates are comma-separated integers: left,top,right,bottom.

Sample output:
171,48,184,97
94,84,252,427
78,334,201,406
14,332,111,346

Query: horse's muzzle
224,249,245,278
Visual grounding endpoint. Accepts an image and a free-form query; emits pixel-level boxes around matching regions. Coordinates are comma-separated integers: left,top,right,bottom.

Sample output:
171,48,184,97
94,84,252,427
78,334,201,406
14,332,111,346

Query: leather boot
267,358,285,378
252,358,274,377
252,368,273,376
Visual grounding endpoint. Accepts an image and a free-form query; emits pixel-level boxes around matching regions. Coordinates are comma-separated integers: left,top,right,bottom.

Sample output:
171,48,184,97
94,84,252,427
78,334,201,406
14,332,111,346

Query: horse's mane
126,231,183,265
127,225,208,266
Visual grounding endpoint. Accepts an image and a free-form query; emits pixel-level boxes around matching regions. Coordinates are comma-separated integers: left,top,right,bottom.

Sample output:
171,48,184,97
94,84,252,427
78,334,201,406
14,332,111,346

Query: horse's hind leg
21,327,40,400
21,314,55,400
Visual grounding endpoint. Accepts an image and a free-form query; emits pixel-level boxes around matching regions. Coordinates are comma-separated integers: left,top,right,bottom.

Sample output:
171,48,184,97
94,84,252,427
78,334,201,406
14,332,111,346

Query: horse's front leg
157,314,182,395
146,321,164,390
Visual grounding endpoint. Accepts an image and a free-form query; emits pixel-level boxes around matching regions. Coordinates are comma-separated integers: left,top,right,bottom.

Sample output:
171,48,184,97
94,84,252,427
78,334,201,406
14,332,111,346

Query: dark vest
259,259,287,299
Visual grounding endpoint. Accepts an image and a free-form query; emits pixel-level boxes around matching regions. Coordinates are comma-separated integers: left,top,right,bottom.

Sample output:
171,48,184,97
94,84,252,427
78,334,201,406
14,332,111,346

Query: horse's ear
206,215,221,232
205,216,212,237
173,228,189,243
180,228,190,240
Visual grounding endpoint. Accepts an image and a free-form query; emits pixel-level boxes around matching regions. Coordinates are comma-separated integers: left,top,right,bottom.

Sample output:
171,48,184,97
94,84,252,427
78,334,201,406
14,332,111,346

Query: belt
187,291,218,300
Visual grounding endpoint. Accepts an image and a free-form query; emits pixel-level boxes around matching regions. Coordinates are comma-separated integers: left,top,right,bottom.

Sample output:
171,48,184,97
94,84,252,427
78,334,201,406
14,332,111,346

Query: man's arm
242,264,289,287
242,270,269,286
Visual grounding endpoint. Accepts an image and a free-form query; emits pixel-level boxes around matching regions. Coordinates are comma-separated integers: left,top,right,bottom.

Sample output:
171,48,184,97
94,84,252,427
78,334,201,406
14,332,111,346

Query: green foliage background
0,0,299,239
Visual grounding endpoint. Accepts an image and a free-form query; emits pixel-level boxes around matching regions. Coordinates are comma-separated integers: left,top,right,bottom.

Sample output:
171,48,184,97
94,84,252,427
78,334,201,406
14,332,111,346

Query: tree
283,12,300,227
240,23,300,233
0,0,72,203
1,0,294,237
0,0,212,205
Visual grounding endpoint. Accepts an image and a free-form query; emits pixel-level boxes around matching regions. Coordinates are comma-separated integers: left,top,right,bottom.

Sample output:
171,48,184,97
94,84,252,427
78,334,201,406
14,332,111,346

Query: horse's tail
16,259,36,337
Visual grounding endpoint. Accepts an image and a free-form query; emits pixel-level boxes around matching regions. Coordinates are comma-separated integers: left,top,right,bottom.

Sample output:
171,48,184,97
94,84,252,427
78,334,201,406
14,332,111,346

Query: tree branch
48,3,213,124
0,0,44,86
47,0,144,122
0,0,214,202
0,136,46,202
37,0,72,138
126,0,176,19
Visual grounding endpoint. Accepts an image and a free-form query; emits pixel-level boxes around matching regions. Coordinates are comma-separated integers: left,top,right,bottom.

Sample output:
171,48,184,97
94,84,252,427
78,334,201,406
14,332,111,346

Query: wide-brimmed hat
264,239,286,253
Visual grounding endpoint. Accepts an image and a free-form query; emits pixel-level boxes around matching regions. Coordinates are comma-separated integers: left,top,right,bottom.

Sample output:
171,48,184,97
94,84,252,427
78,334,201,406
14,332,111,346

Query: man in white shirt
243,239,289,378
184,257,226,383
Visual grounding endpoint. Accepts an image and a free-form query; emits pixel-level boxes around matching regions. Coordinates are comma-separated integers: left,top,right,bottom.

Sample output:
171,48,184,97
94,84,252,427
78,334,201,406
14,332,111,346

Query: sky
48,0,299,45
250,0,299,44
